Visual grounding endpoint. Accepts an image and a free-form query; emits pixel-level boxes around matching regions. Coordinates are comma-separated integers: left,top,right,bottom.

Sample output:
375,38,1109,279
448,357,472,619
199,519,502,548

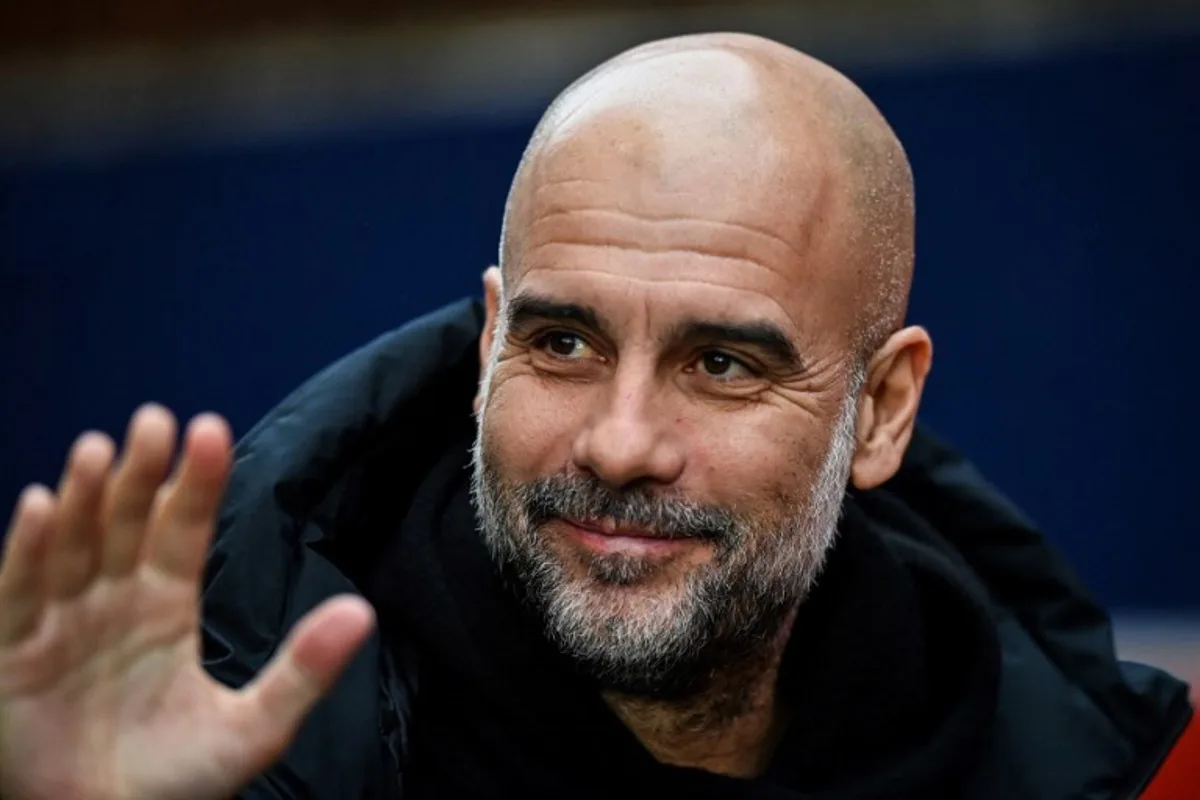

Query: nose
570,367,686,489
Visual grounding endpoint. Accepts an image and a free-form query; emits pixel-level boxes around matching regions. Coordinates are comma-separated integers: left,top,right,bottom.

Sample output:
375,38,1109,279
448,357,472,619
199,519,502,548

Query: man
0,32,1190,800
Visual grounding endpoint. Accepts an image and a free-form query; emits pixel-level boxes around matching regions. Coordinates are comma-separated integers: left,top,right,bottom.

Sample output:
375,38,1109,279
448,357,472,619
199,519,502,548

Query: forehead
507,98,858,345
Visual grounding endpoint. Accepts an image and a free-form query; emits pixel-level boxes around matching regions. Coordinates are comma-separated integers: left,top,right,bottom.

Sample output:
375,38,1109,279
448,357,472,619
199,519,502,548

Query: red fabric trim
1141,708,1200,798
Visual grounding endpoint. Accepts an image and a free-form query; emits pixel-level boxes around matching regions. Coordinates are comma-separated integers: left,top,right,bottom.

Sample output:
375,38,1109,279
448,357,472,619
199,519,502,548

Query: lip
553,516,696,557
561,516,667,539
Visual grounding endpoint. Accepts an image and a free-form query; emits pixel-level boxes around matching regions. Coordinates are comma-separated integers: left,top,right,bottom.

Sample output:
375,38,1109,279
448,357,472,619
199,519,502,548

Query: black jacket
201,298,1192,799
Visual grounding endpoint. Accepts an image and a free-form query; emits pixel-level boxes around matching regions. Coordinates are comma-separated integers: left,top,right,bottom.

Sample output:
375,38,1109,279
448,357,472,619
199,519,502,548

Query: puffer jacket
200,298,1192,799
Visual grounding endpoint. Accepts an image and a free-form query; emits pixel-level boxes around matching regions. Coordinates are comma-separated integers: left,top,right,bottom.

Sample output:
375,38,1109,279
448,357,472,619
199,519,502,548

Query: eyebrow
505,292,803,372
506,293,611,337
665,318,804,372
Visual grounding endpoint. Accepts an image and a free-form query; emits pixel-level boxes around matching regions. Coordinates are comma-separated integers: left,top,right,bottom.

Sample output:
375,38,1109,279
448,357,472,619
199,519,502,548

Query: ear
850,326,933,490
474,266,504,415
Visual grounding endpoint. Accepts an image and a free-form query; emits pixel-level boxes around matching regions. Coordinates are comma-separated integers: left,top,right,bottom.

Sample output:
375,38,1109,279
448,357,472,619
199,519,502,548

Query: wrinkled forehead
504,66,860,346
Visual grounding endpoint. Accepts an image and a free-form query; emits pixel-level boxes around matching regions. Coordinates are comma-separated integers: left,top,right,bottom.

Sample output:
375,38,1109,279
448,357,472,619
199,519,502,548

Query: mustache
520,473,739,545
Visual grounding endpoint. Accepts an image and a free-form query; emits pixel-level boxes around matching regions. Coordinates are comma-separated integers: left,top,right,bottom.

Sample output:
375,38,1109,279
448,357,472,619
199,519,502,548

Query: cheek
482,373,590,480
682,410,824,507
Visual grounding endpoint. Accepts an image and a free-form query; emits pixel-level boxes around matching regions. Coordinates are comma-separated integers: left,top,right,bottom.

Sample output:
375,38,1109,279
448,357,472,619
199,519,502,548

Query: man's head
470,33,932,696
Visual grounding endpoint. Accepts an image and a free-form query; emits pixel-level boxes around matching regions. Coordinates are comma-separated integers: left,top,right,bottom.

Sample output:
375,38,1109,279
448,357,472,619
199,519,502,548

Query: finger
101,405,177,577
143,414,232,582
0,486,56,644
45,432,115,599
237,596,375,763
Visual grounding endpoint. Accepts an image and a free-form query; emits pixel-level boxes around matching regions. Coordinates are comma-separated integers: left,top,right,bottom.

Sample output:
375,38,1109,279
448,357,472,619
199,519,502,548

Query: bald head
474,37,931,702
500,32,914,361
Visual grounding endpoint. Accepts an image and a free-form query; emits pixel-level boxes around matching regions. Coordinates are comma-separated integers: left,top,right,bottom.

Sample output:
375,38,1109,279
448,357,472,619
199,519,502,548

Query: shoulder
860,425,1193,798
201,297,485,799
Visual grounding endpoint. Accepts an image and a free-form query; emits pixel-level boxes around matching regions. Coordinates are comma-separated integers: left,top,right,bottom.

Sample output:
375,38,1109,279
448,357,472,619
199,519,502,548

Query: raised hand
0,406,375,800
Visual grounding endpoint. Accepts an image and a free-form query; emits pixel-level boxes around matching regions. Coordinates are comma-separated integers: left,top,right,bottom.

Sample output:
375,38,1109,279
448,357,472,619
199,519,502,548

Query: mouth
553,515,700,557
562,515,674,538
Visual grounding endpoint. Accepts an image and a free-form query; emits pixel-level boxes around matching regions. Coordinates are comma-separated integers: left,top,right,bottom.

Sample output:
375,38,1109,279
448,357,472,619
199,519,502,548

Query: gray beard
470,391,859,699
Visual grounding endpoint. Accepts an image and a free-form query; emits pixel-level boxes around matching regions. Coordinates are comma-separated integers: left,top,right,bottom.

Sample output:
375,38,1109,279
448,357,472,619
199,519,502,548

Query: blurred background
1,0,1198,766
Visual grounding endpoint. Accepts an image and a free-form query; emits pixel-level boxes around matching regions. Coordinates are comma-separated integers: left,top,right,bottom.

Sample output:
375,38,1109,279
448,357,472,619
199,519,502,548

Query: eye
697,350,756,381
539,331,590,359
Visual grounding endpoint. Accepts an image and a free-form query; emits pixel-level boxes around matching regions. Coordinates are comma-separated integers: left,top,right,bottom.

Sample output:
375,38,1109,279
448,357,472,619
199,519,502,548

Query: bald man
0,34,1189,800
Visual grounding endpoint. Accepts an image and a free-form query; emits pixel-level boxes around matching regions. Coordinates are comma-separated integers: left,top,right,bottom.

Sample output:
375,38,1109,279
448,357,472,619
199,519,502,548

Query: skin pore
471,33,933,778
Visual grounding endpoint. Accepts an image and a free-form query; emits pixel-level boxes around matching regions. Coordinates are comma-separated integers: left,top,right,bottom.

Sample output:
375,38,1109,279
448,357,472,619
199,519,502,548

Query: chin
551,538,688,590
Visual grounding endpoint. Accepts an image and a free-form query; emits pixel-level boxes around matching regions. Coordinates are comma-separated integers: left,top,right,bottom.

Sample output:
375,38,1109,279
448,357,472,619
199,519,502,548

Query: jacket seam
1118,692,1193,799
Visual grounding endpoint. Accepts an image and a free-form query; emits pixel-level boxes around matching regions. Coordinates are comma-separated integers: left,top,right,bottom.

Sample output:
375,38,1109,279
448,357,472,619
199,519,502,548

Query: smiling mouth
559,515,678,540
551,516,708,561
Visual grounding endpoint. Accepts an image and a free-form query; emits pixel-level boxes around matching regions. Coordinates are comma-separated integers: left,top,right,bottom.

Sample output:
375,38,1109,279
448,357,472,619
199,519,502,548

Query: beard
470,386,860,699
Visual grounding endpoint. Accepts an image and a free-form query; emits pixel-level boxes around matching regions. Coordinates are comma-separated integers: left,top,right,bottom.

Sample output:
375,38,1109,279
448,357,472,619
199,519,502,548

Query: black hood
363,419,1000,799
203,298,1191,800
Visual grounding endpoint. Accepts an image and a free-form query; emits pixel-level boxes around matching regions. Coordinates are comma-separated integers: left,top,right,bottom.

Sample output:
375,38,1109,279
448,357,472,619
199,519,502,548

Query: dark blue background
2,35,1196,608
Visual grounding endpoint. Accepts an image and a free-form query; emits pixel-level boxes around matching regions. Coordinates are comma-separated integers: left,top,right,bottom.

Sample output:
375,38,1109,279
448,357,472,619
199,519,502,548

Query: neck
602,607,798,778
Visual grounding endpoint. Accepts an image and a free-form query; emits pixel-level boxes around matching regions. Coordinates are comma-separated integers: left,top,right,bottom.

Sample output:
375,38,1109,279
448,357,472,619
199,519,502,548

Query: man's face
472,98,864,695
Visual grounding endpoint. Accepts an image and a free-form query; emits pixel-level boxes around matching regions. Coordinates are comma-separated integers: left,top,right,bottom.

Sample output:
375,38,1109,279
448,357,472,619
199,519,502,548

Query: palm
0,407,373,800
1,573,230,800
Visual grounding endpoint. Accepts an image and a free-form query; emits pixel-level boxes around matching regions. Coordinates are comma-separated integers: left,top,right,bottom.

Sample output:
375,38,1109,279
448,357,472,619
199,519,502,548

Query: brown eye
701,351,733,375
544,332,586,358
697,351,753,380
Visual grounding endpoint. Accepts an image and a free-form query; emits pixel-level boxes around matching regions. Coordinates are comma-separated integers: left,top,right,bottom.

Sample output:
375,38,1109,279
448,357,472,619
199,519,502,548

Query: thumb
235,595,376,766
